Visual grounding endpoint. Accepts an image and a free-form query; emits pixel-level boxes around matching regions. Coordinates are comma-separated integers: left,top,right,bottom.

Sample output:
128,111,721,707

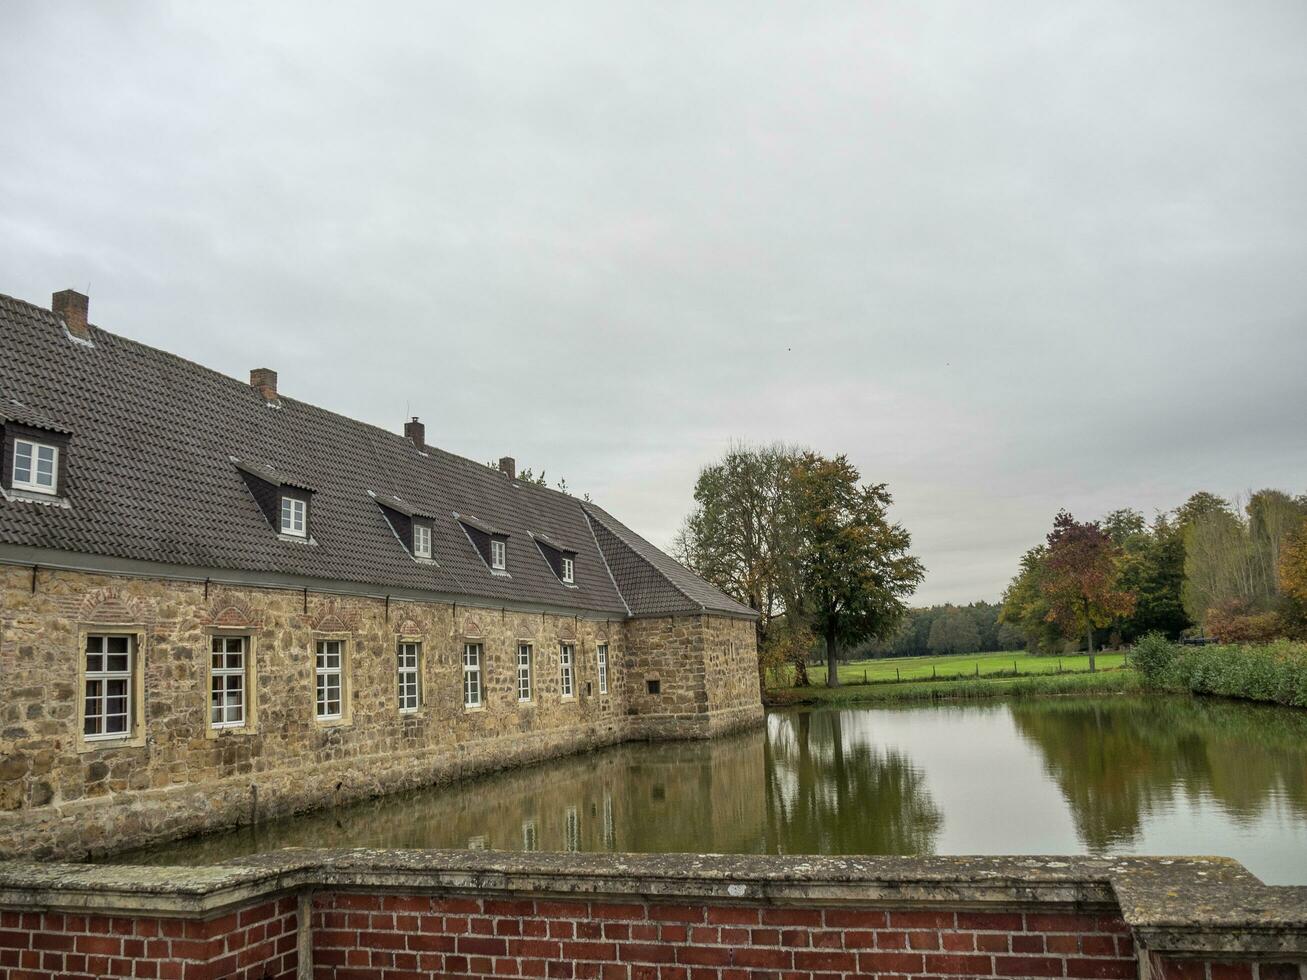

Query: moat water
114,696,1307,885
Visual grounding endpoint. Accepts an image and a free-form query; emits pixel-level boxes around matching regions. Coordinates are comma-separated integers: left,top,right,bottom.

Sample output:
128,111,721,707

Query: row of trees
1000,489,1307,653
853,602,1025,658
675,444,924,686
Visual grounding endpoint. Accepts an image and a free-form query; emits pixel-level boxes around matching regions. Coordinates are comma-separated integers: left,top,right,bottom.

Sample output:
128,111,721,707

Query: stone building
0,288,761,860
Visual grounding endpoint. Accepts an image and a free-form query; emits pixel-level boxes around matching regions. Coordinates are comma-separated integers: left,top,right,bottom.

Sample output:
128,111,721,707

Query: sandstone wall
0,565,760,860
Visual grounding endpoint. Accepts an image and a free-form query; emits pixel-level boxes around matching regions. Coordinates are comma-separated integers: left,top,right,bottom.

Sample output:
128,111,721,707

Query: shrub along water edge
1133,633,1307,708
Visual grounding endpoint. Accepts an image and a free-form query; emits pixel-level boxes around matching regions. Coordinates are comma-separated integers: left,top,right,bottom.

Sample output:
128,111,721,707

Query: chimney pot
250,368,278,403
53,289,90,340
404,417,426,450
499,456,516,479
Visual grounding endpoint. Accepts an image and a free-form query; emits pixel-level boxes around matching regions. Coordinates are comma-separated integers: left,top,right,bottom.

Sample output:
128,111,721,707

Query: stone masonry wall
622,615,763,741
0,565,760,861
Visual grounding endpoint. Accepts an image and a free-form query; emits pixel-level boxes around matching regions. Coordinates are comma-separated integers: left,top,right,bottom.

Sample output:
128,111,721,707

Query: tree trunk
825,624,840,687
1086,622,1096,672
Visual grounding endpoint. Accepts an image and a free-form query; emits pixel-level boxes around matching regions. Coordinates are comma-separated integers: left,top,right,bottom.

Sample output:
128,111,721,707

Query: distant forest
863,488,1307,660
850,602,1025,659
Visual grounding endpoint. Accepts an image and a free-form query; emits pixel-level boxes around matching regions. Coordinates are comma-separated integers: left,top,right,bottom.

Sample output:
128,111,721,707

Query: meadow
805,649,1129,686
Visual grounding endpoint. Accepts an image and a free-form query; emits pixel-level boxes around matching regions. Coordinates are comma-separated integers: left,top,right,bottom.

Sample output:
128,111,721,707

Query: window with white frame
315,640,344,719
280,495,307,536
83,634,133,739
564,805,580,852
559,643,574,698
561,556,574,584
490,538,506,570
11,439,58,494
517,642,532,702
398,642,421,712
413,523,432,559
210,636,247,729
522,819,538,852
597,643,609,696
463,642,483,707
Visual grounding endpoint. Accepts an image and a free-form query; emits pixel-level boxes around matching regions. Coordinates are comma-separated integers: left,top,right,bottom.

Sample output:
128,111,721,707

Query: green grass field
804,649,1128,687
765,668,1140,707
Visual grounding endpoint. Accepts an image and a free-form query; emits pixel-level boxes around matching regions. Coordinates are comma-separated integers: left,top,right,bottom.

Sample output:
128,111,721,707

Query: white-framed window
564,805,580,852
210,636,247,729
315,640,343,719
597,643,609,696
490,538,507,570
468,834,488,851
559,642,574,698
522,819,538,852
561,556,574,584
84,634,132,740
517,643,532,702
280,495,306,536
463,642,483,707
398,642,421,713
413,523,432,558
11,439,58,494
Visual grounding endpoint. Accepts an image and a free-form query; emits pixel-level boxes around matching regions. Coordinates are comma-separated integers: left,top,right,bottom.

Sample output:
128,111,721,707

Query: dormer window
532,532,577,587
414,522,432,559
231,457,314,542
12,439,58,494
491,538,507,570
455,513,510,576
280,495,307,536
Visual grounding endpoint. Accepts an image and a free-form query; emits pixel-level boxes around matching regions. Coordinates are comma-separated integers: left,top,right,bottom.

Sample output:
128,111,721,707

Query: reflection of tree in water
1009,697,1307,851
763,710,942,855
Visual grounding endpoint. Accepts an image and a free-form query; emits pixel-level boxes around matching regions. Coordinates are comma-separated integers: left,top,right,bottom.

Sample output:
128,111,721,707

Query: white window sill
278,533,317,545
464,703,484,712
1,486,71,508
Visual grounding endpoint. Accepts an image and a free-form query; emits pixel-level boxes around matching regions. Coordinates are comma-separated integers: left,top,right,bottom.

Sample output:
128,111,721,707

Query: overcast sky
3,2,1306,605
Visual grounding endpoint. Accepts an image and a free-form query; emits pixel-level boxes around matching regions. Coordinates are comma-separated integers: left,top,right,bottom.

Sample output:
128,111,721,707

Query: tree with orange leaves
1040,510,1136,671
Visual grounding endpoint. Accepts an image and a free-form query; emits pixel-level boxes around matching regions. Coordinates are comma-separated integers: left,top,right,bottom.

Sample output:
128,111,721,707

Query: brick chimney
498,456,516,479
53,289,90,340
249,368,278,403
404,417,425,450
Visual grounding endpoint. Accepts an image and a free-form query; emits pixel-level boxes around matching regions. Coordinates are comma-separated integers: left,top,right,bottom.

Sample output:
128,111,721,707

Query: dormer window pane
12,439,58,494
280,496,306,536
413,523,432,558
561,557,574,583
491,539,506,569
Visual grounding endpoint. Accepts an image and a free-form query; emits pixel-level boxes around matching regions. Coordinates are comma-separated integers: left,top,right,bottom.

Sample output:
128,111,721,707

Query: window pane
36,446,55,485
13,442,32,483
107,654,129,673
107,636,129,653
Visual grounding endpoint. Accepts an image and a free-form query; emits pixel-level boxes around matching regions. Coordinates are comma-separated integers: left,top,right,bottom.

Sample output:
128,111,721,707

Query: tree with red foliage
1040,510,1136,670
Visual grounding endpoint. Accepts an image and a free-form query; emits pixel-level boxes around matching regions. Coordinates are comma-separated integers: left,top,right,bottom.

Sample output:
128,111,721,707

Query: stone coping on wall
1,850,1305,959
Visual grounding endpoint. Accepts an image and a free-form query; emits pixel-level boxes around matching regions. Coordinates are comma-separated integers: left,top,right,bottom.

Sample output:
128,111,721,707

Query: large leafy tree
999,546,1062,653
674,444,804,683
789,453,924,687
1039,511,1135,670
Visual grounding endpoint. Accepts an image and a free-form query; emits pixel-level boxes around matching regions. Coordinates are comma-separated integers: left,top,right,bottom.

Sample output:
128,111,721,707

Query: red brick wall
309,892,1138,979
1147,953,1304,980
0,897,297,980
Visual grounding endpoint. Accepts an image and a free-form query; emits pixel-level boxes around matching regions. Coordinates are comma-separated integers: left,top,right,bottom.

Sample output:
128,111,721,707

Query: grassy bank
1134,635,1307,708
806,649,1128,687
765,667,1141,707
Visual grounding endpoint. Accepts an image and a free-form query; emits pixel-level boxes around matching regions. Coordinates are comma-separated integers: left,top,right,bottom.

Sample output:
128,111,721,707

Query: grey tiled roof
0,291,755,619
582,503,757,618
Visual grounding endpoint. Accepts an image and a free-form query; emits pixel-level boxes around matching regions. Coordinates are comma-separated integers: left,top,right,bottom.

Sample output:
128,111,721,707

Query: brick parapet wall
0,897,297,979
0,852,1304,980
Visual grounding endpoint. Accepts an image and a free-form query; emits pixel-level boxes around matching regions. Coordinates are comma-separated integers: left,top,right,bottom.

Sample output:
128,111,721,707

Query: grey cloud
2,0,1304,604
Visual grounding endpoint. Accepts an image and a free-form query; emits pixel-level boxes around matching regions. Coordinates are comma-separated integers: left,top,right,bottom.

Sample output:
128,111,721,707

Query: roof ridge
582,511,634,618
582,503,704,613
